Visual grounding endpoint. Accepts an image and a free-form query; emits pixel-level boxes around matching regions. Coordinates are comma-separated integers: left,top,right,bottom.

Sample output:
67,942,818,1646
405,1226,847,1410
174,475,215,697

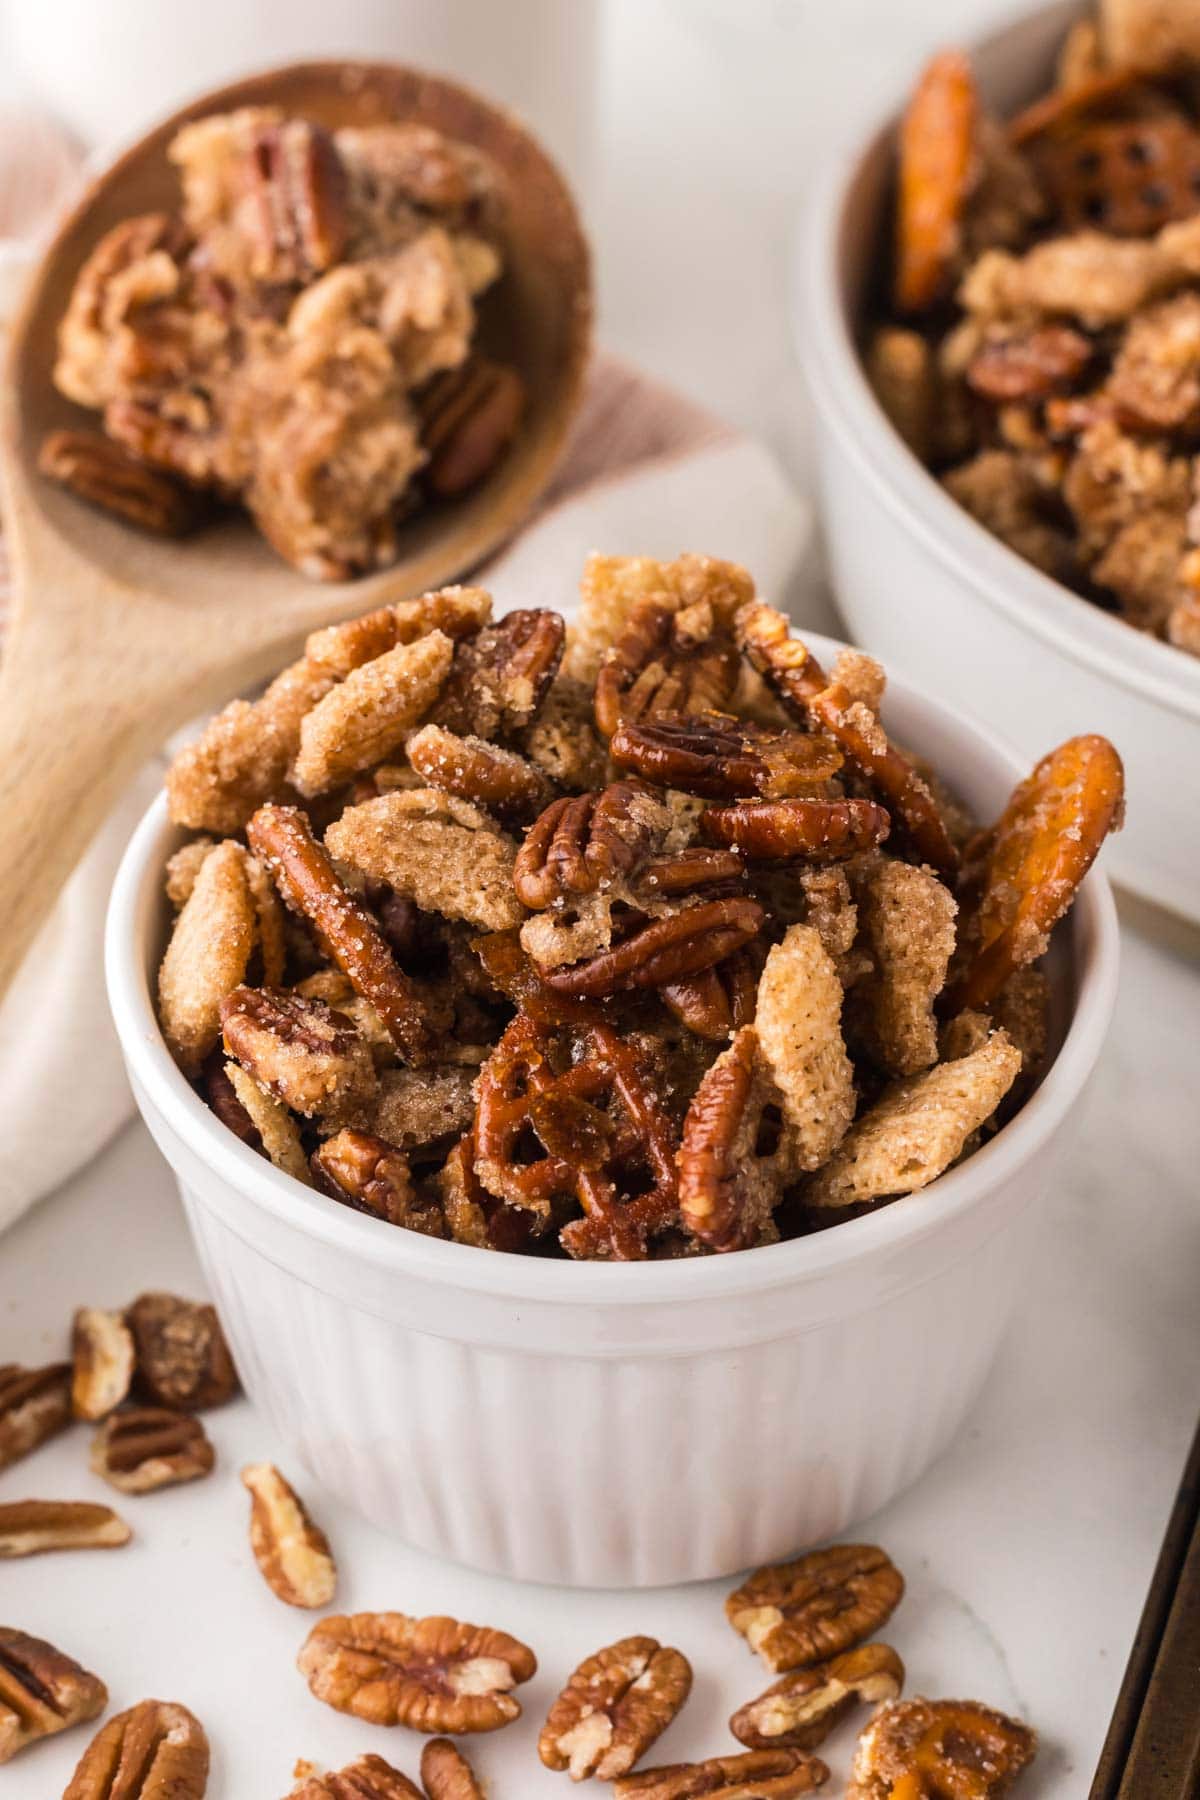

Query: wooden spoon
0,60,591,1002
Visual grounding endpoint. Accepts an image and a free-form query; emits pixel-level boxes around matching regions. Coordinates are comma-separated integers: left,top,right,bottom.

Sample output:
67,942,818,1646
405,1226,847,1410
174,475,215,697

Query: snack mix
869,0,1200,656
155,553,1124,1261
44,107,525,577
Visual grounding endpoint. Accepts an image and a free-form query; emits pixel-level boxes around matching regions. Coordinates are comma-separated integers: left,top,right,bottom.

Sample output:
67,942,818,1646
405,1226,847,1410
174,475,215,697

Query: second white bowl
105,636,1118,1587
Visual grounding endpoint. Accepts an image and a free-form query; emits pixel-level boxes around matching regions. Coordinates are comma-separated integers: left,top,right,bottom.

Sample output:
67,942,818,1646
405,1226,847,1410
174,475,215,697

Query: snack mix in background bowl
869,0,1200,658
153,553,1123,1262
41,104,527,577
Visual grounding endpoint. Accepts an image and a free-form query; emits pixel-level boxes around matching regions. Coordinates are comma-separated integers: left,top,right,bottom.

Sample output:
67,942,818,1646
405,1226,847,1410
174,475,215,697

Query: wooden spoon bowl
0,60,591,999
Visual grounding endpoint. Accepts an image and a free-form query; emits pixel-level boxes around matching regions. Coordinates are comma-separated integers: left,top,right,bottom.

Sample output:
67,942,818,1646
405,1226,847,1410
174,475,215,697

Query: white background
1,2,1198,1796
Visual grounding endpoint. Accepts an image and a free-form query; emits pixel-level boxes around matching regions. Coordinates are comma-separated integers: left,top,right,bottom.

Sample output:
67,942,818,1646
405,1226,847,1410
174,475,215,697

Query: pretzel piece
246,803,433,1062
895,49,979,312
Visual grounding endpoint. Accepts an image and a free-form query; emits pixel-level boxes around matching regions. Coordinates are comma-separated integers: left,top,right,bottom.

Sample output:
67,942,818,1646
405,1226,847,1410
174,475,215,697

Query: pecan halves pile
726,1544,905,1673
539,1635,694,1781
0,1627,107,1764
729,1643,905,1753
848,1697,1036,1799
297,1611,537,1732
63,1699,210,1800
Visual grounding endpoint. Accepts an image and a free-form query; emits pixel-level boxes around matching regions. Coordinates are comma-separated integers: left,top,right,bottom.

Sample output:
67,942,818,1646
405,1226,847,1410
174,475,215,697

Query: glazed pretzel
473,1015,679,1260
246,804,432,1064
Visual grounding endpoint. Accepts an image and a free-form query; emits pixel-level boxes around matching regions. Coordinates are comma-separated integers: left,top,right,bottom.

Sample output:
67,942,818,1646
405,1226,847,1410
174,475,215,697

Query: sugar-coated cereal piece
291,630,454,796
325,788,523,932
224,1061,312,1184
755,924,855,1173
805,1030,1022,1208
850,858,958,1077
370,1065,478,1158
158,840,257,1073
564,552,754,684
303,586,492,678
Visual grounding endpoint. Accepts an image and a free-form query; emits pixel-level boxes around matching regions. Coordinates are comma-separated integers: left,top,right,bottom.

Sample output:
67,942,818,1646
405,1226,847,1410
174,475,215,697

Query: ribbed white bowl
797,0,1200,925
106,636,1118,1587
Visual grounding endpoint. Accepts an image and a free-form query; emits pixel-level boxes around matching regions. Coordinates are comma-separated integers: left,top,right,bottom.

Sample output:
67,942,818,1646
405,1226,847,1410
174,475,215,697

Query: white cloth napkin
0,372,811,1232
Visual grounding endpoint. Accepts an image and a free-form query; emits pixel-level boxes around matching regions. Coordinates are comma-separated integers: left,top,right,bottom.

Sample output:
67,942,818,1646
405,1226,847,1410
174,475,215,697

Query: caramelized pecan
297,1612,537,1732
312,1129,445,1236
539,1635,693,1781
661,945,760,1041
612,1748,829,1798
0,1628,107,1764
514,782,664,909
242,1462,337,1609
38,429,203,535
726,1545,904,1673
127,1292,238,1412
90,1407,214,1494
417,355,527,497
290,1755,422,1799
407,722,554,826
0,1361,72,1471
678,1027,792,1251
848,1697,1036,1799
72,1306,136,1420
243,117,349,282
247,805,433,1064
730,1643,904,1752
64,1699,209,1799
0,1500,131,1558
542,897,764,999
594,599,740,739
610,713,843,799
434,608,565,740
965,327,1092,403
474,1015,680,1260
221,986,377,1123
700,798,890,862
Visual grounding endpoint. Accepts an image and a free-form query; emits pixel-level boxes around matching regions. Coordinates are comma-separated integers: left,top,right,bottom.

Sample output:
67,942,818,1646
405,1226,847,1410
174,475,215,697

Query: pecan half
542,897,764,999
90,1408,215,1494
221,987,377,1124
312,1129,444,1235
514,783,665,910
242,1462,337,1609
290,1755,422,1799
661,946,760,1041
63,1699,209,1799
247,804,433,1064
434,608,565,740
0,1500,131,1558
539,1635,693,1781
474,1016,680,1260
730,1644,904,1752
418,355,527,497
38,429,203,535
0,1627,107,1764
610,713,843,800
0,1361,72,1470
297,1612,537,1733
678,1027,792,1252
243,117,349,283
594,599,740,740
127,1292,238,1412
72,1306,136,1420
700,798,890,862
407,722,554,826
848,1697,1036,1799
421,1737,486,1800
965,326,1092,403
612,1748,829,1798
736,603,957,876
726,1545,904,1673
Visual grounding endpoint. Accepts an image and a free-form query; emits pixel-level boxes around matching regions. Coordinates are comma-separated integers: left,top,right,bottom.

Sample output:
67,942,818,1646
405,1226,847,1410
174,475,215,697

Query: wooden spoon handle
0,621,173,1003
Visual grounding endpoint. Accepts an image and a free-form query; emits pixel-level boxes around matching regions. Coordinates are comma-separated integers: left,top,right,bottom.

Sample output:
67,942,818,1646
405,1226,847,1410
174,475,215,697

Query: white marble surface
1,2,1199,1795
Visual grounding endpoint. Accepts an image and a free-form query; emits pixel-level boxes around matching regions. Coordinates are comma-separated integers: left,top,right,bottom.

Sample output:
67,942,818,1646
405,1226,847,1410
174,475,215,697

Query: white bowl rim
795,0,1200,727
106,635,1119,1309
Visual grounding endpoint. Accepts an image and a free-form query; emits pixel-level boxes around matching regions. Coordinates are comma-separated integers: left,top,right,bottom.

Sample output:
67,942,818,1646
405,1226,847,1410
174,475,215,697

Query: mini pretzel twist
473,1015,680,1259
594,599,740,739
246,804,433,1064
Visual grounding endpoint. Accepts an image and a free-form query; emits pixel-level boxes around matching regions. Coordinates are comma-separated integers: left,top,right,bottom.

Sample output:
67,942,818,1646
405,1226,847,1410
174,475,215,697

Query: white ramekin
797,0,1200,926
105,636,1118,1588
